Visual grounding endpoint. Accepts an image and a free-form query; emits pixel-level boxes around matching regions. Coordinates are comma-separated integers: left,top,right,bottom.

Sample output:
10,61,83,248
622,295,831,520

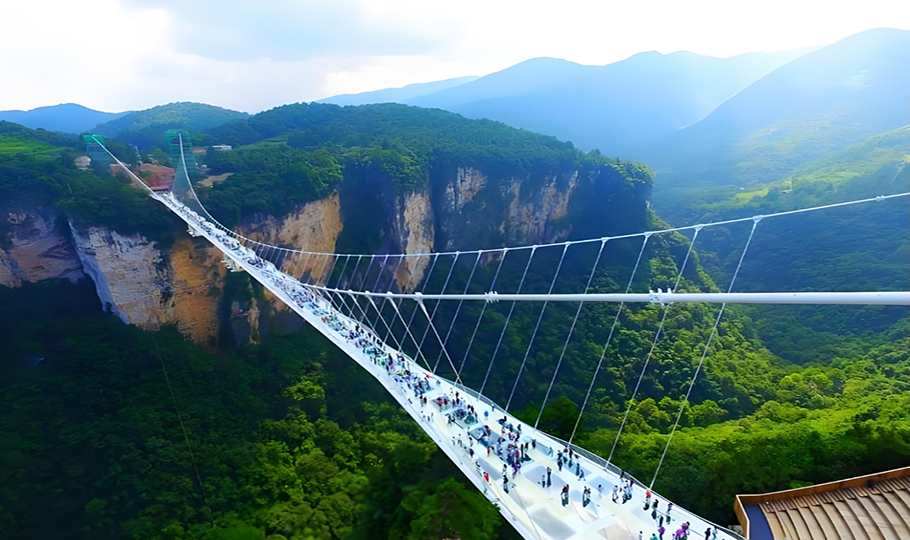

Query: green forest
0,104,907,540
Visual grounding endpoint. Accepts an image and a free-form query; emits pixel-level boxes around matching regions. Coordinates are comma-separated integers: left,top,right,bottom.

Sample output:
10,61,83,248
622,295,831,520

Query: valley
0,24,907,540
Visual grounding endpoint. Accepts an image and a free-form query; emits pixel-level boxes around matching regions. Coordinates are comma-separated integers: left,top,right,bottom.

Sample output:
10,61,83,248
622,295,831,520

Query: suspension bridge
89,133,909,540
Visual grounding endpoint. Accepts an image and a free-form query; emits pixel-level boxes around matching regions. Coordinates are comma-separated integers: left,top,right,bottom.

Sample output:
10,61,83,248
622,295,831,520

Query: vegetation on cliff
1,106,906,539
93,102,248,150
0,122,180,246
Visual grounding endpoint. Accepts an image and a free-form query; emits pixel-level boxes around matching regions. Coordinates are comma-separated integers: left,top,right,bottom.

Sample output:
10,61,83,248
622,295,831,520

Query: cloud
123,0,452,61
1,0,907,113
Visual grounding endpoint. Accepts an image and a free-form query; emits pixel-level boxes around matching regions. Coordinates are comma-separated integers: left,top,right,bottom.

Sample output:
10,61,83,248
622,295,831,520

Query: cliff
0,206,84,287
1,158,647,346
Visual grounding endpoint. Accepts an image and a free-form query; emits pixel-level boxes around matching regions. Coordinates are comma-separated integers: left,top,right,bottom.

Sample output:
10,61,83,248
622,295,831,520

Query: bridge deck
156,191,742,540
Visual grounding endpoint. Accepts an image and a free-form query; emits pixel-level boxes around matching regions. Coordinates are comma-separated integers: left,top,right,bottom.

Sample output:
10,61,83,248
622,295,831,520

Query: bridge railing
446,378,746,540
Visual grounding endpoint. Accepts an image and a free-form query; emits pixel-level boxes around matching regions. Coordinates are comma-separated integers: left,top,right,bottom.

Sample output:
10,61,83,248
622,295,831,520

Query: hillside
93,102,249,149
319,49,809,156
0,105,907,538
317,75,478,106
0,103,126,134
648,27,910,214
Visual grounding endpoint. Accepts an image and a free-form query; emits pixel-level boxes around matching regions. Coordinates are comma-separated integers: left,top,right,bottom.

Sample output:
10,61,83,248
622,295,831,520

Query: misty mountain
0,103,126,134
93,102,249,149
319,49,810,156
317,76,478,106
647,27,910,214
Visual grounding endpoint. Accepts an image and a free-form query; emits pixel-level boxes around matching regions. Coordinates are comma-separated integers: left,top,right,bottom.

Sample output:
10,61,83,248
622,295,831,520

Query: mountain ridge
0,103,127,134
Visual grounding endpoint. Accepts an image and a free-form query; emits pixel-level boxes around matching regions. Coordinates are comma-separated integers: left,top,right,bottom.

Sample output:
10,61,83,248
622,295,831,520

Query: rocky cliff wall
2,159,647,346
0,207,84,288
70,224,227,343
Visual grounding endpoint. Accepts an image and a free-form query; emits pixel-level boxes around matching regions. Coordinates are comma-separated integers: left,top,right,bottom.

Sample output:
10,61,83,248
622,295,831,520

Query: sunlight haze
1,0,908,112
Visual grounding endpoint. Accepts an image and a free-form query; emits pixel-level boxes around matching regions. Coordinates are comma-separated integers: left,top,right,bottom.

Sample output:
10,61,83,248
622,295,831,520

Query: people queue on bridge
165,193,729,540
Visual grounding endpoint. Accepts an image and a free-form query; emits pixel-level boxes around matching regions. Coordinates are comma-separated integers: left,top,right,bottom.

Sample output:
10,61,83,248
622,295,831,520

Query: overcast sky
2,0,907,113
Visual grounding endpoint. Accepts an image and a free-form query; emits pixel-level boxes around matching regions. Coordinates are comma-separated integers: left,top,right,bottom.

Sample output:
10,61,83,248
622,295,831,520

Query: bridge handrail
444,378,747,540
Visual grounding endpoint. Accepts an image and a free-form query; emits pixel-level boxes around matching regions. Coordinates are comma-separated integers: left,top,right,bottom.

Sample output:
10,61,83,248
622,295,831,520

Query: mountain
92,101,249,149
317,75,478,106
1,98,907,539
318,49,810,157
0,103,126,134
647,27,910,213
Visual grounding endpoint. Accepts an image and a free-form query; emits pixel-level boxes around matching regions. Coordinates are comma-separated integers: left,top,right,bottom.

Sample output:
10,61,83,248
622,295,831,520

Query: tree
394,479,499,540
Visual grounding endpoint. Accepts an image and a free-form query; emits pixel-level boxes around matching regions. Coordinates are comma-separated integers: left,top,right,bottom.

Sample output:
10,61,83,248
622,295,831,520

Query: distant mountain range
318,48,812,156
91,102,249,148
0,103,127,134
4,27,905,217
646,27,909,217
318,76,479,107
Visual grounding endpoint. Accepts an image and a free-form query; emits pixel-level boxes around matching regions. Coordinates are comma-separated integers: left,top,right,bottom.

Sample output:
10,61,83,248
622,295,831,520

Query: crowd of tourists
165,193,730,540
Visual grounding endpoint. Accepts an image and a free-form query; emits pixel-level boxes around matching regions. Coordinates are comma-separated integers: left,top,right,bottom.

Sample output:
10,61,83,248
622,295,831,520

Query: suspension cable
479,247,537,397
506,243,570,411
568,234,651,447
606,228,701,463
417,252,460,363
386,294,436,372
458,249,509,374
433,251,483,372
365,294,405,352
404,253,441,337
535,239,608,429
372,255,405,332
417,297,464,386
649,218,761,489
150,335,215,527
382,254,418,343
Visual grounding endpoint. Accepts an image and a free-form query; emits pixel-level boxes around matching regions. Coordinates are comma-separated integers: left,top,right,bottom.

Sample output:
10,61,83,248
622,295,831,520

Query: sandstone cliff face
0,207,84,287
346,164,645,293
70,225,226,343
390,190,435,291
237,193,344,314
2,159,645,347
383,166,581,256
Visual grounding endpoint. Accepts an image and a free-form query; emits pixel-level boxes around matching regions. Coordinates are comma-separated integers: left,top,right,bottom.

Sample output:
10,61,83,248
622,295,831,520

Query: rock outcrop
71,224,226,343
0,207,84,287
1,158,647,346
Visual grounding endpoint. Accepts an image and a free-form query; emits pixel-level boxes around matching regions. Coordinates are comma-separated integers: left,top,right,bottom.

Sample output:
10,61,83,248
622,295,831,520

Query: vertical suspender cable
362,255,390,327
568,234,651,448
372,255,405,332
417,252,460,357
418,301,465,386
604,228,701,463
386,293,435,372
433,251,483,372
505,243,570,411
355,255,379,324
479,246,537,397
535,239,608,428
458,248,509,374
649,218,760,489
405,253,440,333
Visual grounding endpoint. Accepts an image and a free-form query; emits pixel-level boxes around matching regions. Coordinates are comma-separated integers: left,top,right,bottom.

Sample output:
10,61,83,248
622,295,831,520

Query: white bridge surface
154,190,741,540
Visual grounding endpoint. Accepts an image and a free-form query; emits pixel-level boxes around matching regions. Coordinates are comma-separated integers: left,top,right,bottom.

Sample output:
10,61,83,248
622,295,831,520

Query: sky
2,0,908,113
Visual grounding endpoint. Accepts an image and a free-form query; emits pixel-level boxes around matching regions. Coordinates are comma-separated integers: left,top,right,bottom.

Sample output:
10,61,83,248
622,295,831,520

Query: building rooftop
735,467,910,540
